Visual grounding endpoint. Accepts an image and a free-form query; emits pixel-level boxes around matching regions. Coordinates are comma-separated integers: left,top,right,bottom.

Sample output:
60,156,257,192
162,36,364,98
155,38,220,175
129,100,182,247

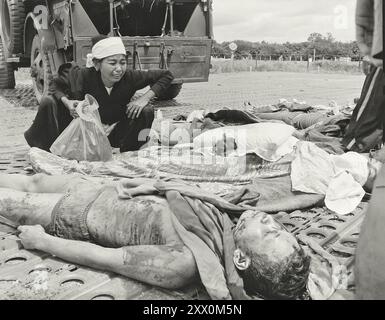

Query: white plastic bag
50,94,112,162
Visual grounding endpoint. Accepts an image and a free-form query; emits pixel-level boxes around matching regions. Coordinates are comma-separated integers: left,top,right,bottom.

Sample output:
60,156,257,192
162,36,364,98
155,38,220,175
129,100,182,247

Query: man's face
99,54,127,85
233,211,300,263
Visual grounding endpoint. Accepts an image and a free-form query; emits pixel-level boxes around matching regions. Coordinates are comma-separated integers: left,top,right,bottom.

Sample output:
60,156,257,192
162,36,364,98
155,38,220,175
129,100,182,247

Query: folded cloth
312,142,345,155
222,186,261,207
153,180,249,215
222,175,324,213
294,129,345,154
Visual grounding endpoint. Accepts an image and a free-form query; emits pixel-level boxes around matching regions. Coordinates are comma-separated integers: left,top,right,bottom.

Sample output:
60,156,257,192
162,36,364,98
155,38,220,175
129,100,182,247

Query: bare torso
87,189,182,247
64,178,183,248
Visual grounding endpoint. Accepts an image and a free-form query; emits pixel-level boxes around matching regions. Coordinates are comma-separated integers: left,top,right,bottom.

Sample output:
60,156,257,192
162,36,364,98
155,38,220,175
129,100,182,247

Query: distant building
339,57,352,63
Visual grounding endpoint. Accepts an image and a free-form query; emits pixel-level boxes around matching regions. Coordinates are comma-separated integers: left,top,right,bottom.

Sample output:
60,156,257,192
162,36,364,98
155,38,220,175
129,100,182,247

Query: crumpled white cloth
193,122,297,161
291,141,368,215
331,152,369,186
325,171,366,215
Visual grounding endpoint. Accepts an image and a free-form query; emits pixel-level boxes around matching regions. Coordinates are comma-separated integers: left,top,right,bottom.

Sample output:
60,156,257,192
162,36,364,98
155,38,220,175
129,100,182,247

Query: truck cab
0,0,214,101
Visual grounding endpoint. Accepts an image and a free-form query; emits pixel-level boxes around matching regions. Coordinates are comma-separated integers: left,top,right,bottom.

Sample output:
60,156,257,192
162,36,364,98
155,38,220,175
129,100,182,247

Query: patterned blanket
29,146,291,183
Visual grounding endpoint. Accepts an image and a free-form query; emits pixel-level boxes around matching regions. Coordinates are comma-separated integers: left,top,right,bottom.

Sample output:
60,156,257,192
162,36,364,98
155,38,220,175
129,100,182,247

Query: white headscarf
86,37,126,68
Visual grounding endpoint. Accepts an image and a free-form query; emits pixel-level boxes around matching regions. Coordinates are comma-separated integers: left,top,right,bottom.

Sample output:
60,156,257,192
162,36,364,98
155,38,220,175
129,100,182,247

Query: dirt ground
0,70,365,158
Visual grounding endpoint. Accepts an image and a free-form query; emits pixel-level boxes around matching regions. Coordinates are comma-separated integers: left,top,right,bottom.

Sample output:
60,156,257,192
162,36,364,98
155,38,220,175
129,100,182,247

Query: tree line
212,32,361,61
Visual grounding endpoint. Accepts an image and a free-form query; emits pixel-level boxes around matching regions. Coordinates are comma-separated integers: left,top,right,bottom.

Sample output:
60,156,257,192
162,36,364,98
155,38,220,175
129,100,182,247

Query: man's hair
241,245,311,300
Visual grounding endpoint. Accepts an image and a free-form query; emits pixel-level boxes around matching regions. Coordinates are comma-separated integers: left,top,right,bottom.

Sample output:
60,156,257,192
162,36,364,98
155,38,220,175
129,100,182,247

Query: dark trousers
24,96,72,152
342,66,385,152
24,96,154,153
108,105,154,152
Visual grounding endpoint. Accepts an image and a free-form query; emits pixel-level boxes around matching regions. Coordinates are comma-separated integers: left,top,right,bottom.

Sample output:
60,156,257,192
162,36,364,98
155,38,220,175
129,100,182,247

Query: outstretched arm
0,173,78,193
18,225,197,290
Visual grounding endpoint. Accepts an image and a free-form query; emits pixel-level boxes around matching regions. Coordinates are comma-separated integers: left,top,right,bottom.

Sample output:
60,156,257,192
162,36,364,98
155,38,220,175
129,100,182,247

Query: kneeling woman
25,36,174,152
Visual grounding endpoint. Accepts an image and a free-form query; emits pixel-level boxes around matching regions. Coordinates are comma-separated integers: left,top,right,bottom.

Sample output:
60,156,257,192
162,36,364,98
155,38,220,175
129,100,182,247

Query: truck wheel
0,37,15,88
30,34,52,103
0,0,25,57
156,84,182,101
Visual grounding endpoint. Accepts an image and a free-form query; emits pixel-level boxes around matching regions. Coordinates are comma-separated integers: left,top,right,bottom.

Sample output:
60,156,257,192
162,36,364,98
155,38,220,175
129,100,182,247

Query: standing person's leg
355,164,385,299
378,87,385,146
342,66,385,152
24,96,73,151
108,105,154,152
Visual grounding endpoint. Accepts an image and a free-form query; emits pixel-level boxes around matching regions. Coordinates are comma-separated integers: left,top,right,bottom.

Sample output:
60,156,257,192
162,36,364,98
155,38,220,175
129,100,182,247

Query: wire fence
210,57,363,74
212,53,362,63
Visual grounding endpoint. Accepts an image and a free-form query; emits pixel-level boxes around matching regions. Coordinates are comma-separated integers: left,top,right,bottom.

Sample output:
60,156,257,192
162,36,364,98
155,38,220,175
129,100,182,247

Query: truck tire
157,84,182,101
30,34,52,103
0,0,26,57
0,37,15,88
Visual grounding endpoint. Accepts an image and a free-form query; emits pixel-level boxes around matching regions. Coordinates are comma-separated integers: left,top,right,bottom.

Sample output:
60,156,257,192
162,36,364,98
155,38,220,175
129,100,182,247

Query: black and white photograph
0,0,383,305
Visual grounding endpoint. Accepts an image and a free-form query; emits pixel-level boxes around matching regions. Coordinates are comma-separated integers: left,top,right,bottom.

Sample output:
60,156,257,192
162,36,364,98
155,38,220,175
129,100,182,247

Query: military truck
0,0,213,102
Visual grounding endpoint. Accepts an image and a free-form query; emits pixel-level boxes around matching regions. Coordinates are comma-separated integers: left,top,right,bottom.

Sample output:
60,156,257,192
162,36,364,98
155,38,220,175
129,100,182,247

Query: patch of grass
210,58,362,75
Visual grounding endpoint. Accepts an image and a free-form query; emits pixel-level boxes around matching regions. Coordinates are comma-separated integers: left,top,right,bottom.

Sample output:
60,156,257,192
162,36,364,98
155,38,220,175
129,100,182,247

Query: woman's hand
126,98,151,119
126,89,156,119
61,97,81,119
18,225,48,250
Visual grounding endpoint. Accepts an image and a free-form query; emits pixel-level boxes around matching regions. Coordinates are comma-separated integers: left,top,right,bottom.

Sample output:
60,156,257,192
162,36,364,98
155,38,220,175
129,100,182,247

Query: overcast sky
212,0,357,43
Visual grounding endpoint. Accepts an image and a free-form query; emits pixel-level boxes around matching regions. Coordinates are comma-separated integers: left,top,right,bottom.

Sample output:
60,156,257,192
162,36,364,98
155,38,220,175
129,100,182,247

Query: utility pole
229,42,237,73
